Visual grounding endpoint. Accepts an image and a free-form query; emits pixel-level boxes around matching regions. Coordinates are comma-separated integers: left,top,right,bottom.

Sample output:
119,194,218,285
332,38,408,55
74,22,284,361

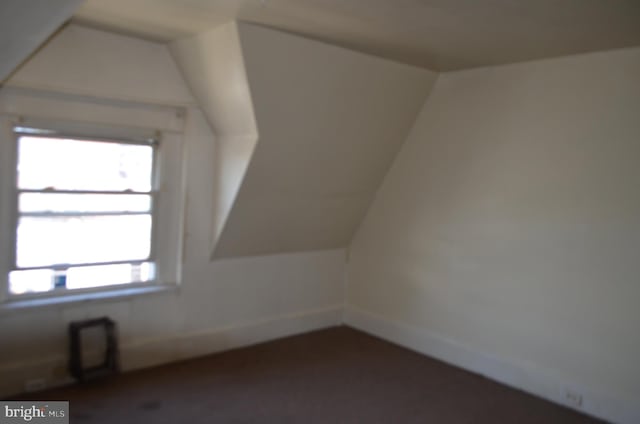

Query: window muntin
9,132,158,296
19,193,152,213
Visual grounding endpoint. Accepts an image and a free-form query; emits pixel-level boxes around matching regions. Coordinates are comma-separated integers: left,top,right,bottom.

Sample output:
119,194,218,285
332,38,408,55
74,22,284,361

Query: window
5,126,165,297
0,92,185,304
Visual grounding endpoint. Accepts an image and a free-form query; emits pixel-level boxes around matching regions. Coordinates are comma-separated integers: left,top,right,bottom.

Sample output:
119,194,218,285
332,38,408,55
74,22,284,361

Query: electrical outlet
565,390,583,407
24,378,46,392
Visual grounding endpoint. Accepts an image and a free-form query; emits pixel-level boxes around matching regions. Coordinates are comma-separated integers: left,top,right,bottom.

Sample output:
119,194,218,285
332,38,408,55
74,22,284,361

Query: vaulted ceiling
75,0,640,70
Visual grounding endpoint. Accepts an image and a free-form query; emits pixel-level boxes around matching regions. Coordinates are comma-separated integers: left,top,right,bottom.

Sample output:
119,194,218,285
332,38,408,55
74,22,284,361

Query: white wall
0,25,345,397
170,22,437,260
169,22,259,254
213,23,436,258
5,19,636,424
346,47,640,424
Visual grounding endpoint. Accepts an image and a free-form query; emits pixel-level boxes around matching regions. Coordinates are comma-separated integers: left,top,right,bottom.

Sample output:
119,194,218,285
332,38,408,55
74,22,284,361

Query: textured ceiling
75,0,640,70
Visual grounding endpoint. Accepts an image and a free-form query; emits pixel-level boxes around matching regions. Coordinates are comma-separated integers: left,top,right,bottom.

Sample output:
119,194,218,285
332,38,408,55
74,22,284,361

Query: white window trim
0,89,186,307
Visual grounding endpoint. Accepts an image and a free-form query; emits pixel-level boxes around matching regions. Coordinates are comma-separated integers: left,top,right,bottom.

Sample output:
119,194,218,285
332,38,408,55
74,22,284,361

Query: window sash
18,190,155,215
16,135,155,192
19,211,150,218
14,214,154,269
12,259,155,272
13,126,159,147
9,130,160,288
19,188,154,195
8,267,157,300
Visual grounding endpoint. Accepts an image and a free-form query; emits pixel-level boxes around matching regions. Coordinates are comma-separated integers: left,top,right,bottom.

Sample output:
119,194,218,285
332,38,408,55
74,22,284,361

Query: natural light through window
9,132,158,296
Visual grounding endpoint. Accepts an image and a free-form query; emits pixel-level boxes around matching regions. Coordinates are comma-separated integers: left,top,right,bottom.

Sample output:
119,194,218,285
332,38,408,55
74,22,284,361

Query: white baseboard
344,306,638,424
121,305,343,371
0,305,342,398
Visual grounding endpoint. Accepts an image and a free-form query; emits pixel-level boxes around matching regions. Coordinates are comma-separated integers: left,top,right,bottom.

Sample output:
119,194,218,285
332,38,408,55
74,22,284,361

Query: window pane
17,136,153,192
9,269,54,295
19,193,152,213
16,215,152,268
66,262,155,290
9,262,155,294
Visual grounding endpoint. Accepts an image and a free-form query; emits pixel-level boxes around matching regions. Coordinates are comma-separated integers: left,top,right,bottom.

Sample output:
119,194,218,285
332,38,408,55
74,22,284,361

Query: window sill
0,284,178,315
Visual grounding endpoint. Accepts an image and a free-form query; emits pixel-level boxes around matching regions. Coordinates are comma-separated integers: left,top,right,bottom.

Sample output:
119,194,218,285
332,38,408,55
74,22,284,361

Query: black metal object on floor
69,317,119,382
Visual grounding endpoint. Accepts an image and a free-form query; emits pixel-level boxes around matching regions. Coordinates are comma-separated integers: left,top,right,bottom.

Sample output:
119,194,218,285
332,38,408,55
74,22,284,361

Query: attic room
0,1,639,423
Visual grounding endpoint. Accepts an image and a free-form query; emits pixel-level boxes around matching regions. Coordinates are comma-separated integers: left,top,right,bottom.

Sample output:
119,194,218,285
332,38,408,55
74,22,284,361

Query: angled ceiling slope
171,23,437,258
6,25,194,106
170,22,259,255
0,0,85,83
76,0,640,71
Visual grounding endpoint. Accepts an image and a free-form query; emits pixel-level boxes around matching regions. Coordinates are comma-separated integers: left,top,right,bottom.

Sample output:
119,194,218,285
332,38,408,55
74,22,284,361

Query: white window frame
0,90,185,306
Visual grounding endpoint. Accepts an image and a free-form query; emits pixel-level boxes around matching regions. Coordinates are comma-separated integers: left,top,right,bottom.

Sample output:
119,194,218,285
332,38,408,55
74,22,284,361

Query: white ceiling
0,0,84,82
74,0,640,70
208,23,437,257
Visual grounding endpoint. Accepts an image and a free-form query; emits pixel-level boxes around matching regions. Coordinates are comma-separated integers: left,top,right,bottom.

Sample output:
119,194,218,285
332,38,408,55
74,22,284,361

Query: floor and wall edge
0,305,343,398
344,305,637,424
3,303,634,424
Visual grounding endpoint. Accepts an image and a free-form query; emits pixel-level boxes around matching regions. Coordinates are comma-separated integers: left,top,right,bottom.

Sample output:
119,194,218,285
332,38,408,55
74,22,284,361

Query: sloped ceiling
170,22,437,257
169,23,258,253
6,25,194,106
220,23,436,257
76,0,640,70
0,0,84,83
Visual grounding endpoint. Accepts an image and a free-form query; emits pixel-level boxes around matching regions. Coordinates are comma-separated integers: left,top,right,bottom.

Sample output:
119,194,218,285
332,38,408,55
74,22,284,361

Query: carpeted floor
16,326,602,423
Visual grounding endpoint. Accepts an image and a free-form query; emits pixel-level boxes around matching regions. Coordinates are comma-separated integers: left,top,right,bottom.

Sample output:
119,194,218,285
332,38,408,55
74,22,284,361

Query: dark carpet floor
17,326,602,423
